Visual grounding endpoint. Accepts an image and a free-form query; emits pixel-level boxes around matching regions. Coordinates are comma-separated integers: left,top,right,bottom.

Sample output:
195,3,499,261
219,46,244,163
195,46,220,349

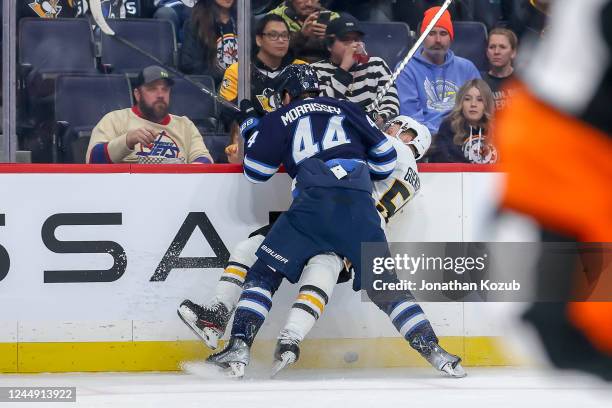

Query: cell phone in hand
317,10,332,25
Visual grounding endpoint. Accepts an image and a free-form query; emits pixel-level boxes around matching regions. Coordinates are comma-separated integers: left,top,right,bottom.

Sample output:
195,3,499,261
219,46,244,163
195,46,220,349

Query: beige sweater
86,107,213,164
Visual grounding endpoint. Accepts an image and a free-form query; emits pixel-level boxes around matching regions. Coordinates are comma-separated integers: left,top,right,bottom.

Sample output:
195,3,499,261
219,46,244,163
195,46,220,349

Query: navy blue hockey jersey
243,97,397,183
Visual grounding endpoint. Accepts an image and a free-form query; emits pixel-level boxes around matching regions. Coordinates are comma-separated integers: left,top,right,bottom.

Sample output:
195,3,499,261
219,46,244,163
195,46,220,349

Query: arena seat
360,21,413,70
451,21,489,71
169,75,218,132
54,74,133,163
18,18,98,102
100,18,176,74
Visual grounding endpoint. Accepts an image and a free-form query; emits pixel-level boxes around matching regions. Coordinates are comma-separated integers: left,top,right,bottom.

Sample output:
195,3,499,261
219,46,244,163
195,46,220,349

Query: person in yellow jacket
221,14,305,162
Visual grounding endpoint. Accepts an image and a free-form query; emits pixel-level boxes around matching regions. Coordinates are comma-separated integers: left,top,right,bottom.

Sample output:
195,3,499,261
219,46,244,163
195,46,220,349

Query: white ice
1,367,611,408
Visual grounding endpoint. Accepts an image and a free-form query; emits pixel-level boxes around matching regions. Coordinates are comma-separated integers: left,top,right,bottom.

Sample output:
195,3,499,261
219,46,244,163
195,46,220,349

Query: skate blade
181,361,232,380
177,307,220,350
225,362,245,379
441,362,467,378
271,354,296,378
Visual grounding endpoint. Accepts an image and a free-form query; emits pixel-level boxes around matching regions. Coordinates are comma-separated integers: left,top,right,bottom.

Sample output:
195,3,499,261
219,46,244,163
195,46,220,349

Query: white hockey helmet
383,115,431,159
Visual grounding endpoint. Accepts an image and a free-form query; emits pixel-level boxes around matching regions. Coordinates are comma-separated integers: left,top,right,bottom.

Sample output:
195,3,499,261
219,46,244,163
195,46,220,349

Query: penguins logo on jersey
29,0,63,18
255,88,278,113
135,131,185,164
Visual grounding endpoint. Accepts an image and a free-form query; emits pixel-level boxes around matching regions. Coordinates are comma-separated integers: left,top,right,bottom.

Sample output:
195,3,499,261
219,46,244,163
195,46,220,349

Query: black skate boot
410,334,467,378
177,299,230,350
206,337,250,378
271,330,301,378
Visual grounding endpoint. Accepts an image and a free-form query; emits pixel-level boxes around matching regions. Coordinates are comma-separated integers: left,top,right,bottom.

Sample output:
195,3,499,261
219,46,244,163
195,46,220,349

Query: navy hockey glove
237,99,259,140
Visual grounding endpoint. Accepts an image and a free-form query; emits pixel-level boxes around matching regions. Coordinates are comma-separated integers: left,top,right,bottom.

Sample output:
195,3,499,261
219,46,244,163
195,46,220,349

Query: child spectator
429,79,498,164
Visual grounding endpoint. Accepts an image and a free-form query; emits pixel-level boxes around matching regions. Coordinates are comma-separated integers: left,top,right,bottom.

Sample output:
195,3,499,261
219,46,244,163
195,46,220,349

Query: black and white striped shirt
311,57,399,121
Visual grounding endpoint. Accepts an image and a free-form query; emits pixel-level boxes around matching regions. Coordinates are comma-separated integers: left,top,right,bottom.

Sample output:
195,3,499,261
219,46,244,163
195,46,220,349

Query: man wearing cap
396,6,480,135
311,13,399,126
86,65,213,164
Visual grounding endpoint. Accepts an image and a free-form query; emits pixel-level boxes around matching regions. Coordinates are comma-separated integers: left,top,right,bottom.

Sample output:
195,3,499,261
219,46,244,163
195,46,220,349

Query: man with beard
86,65,213,164
396,7,480,135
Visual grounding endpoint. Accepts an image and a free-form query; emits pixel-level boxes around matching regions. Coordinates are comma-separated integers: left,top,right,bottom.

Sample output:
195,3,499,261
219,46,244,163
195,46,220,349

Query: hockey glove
236,99,259,140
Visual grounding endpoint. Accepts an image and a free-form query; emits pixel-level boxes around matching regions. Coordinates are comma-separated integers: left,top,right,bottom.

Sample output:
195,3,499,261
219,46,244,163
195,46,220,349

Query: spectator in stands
396,6,481,135
154,0,194,42
221,14,306,163
86,65,213,164
19,0,140,19
312,13,399,126
428,79,498,164
268,0,340,63
180,0,237,86
18,0,81,19
482,28,519,110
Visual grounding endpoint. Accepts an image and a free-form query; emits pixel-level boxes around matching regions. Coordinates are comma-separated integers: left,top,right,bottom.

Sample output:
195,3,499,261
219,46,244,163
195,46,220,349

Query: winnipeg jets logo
135,130,185,164
462,135,498,164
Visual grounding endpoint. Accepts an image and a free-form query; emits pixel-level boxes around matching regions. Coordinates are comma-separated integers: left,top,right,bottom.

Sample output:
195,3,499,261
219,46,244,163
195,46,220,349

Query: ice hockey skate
410,335,467,378
271,330,301,378
177,299,230,350
205,337,250,378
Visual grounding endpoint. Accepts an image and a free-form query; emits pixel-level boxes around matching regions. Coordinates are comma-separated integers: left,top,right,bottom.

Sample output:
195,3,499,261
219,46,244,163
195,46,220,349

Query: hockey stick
88,0,240,112
368,0,454,113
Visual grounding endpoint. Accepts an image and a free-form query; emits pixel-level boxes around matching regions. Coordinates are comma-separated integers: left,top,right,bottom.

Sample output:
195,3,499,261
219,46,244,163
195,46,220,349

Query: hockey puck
343,351,359,363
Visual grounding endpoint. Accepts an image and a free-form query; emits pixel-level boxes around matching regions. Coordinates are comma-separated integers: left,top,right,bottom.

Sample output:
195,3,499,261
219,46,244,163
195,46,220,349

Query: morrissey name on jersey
281,103,342,126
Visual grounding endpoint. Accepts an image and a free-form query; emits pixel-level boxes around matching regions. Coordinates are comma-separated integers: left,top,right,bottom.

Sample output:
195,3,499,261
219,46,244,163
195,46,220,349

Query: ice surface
1,367,610,408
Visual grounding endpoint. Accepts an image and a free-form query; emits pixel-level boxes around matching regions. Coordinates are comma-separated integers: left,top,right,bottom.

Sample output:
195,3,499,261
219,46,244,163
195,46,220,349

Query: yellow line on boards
0,337,521,373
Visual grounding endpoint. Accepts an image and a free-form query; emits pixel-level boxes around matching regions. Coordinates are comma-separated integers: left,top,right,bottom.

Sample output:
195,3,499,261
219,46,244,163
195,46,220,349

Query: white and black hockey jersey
372,136,421,224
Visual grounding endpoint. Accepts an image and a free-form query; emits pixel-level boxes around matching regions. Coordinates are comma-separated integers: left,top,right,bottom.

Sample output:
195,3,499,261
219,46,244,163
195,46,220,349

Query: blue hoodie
396,48,481,135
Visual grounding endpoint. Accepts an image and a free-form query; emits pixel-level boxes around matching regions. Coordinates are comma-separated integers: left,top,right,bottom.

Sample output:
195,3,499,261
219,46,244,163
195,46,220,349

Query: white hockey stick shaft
369,0,454,113
88,0,240,112
89,0,115,35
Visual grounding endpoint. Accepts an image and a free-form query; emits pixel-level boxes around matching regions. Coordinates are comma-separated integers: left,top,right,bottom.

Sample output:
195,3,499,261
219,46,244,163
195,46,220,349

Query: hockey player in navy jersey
271,115,464,378
205,64,399,377
179,114,464,379
195,65,464,378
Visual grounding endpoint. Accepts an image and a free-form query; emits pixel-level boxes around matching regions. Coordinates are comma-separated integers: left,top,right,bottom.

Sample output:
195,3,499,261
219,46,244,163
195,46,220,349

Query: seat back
19,18,97,73
451,21,488,71
472,0,503,31
169,75,217,129
360,21,413,69
203,133,231,164
55,74,133,162
100,18,176,73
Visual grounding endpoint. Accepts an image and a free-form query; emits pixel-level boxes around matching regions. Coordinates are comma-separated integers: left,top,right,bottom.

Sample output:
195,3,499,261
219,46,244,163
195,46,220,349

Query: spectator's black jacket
180,16,238,86
428,116,482,163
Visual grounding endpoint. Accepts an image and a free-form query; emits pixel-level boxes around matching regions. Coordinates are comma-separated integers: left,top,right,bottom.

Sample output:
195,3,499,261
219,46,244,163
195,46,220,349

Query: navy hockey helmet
273,64,320,103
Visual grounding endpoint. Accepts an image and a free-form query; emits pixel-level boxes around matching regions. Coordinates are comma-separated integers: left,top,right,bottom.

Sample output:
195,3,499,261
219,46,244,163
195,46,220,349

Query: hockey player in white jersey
178,115,465,378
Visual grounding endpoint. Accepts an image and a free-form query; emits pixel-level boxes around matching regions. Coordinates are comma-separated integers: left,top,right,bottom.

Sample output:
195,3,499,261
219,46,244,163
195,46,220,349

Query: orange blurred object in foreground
495,81,612,355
